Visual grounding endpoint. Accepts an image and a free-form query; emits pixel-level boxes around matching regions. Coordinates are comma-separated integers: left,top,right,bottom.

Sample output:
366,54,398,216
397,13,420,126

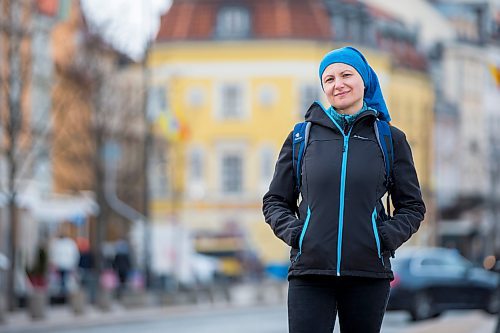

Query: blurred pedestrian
263,46,425,333
26,238,48,289
49,231,80,297
77,237,95,300
112,239,131,298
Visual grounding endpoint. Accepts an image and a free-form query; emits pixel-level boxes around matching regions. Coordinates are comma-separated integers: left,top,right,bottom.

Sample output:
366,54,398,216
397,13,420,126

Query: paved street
19,305,495,333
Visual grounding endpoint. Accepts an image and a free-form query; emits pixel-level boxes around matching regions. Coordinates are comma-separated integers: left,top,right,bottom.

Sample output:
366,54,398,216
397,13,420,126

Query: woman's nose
334,78,345,89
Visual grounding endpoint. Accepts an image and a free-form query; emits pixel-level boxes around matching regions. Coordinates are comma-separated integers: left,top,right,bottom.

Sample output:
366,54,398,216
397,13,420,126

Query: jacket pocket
371,207,384,266
293,206,311,263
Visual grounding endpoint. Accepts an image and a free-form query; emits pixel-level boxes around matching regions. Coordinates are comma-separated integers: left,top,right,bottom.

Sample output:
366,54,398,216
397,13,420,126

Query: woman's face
321,63,365,115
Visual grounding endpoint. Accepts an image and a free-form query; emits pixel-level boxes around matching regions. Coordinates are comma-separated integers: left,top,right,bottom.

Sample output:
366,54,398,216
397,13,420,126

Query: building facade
150,0,435,268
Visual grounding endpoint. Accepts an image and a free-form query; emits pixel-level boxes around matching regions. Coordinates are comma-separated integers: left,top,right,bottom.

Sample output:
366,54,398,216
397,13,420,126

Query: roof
385,42,428,70
156,0,332,41
37,0,58,17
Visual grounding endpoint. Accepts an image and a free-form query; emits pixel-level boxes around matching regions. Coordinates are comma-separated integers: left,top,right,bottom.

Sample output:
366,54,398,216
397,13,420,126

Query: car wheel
485,289,500,314
410,292,433,321
431,311,442,319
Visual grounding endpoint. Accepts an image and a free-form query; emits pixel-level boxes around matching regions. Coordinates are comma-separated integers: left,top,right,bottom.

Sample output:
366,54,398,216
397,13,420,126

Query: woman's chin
333,102,353,111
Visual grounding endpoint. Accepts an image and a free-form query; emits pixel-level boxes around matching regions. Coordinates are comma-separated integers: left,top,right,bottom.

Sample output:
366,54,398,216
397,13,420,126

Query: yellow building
388,67,435,246
149,0,435,268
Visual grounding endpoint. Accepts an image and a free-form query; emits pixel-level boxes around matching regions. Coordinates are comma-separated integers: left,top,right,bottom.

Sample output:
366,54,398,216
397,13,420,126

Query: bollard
161,292,176,306
208,284,229,304
0,294,5,324
256,280,286,304
194,285,212,305
70,289,87,315
28,289,47,320
121,290,147,309
96,288,112,312
228,283,258,306
173,289,197,305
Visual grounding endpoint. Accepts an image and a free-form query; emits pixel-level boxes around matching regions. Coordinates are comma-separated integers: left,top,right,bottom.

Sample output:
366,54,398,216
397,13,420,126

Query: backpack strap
292,121,311,198
374,120,394,217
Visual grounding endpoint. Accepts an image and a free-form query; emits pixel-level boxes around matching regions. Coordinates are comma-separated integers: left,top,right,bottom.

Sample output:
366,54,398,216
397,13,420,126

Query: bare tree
0,0,147,311
0,0,36,311
51,24,147,275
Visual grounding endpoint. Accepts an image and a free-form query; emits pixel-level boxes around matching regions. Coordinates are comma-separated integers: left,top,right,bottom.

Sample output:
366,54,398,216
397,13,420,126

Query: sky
80,0,172,60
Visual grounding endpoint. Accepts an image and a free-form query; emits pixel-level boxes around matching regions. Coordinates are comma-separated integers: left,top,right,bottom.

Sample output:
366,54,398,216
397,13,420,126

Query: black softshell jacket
262,103,426,279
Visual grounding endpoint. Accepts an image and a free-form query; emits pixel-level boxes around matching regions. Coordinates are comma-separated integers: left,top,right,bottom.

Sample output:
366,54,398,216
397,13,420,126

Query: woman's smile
335,91,350,97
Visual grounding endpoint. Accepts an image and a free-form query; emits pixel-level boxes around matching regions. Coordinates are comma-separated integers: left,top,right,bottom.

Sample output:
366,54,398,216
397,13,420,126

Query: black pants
288,275,390,333
58,269,69,295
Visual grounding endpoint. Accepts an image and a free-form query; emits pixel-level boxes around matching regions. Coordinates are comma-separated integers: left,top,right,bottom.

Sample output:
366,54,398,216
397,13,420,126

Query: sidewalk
0,301,244,333
0,281,288,333
403,311,496,333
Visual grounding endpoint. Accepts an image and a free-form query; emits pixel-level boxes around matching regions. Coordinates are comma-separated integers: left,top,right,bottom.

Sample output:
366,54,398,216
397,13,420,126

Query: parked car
387,247,500,321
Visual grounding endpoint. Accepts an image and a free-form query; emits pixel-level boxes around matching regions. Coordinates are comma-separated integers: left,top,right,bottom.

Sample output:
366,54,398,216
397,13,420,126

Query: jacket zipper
336,129,353,276
294,206,311,262
371,207,384,266
320,106,376,276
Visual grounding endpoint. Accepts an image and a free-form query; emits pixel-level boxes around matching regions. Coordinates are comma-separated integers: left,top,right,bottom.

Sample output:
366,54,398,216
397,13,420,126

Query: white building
364,0,500,258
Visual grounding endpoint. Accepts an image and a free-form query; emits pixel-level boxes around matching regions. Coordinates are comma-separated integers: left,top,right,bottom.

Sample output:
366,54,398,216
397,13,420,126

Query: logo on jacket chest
353,134,369,140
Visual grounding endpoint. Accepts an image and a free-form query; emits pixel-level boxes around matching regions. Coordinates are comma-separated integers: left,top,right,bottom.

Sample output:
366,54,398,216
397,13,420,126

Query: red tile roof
377,38,427,71
37,0,58,16
384,42,427,71
156,0,331,41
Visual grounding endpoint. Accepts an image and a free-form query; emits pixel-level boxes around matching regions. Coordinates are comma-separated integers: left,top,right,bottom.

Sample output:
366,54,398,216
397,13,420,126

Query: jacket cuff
377,223,395,252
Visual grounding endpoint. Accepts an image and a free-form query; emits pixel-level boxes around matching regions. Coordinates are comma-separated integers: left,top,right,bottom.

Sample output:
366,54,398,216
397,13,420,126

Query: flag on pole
155,110,190,142
149,86,189,142
490,64,500,88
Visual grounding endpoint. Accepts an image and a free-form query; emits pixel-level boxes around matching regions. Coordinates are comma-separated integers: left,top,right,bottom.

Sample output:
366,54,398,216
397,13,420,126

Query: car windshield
392,248,475,277
407,249,475,277
422,250,471,267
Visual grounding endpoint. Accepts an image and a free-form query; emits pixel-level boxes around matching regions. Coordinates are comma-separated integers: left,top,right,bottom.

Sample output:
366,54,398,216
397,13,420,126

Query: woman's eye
343,74,351,77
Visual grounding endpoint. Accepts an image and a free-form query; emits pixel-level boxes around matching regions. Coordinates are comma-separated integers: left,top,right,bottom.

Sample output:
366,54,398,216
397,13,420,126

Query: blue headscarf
319,46,391,122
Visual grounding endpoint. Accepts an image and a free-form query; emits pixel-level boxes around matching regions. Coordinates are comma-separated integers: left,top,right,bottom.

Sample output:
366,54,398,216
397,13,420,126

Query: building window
189,148,204,181
332,15,344,41
147,86,166,120
258,84,277,107
187,147,205,198
299,84,318,116
186,86,204,108
32,21,53,131
218,83,245,119
34,150,52,193
260,145,275,192
215,6,251,39
260,146,274,182
349,19,362,43
149,149,169,199
221,153,243,194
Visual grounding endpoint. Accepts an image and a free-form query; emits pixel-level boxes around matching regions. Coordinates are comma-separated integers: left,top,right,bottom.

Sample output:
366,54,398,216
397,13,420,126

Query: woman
262,46,425,332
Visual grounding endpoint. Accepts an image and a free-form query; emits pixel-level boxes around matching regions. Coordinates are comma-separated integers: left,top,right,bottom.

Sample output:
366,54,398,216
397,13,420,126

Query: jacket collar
304,101,377,133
